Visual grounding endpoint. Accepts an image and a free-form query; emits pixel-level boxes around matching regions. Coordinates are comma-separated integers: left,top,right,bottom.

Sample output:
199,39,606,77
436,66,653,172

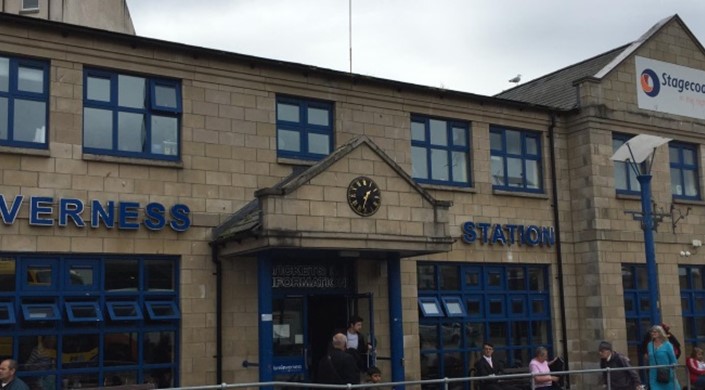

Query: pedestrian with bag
647,325,679,390
316,333,361,385
598,341,642,390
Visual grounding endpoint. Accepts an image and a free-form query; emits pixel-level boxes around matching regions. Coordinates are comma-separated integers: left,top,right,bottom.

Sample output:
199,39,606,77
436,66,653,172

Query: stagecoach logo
272,264,348,289
636,56,705,120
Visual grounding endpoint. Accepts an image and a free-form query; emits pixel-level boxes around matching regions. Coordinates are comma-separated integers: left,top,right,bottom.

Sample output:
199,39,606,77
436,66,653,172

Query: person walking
647,325,679,390
598,341,641,390
0,359,29,390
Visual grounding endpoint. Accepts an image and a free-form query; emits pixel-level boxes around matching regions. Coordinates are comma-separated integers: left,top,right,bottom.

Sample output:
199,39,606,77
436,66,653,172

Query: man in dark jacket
599,341,642,390
317,333,360,384
0,359,29,390
473,343,520,390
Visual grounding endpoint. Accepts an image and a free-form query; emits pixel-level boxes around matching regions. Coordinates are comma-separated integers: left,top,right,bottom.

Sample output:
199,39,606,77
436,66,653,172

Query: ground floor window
621,263,651,365
679,265,705,347
417,263,552,389
0,254,180,389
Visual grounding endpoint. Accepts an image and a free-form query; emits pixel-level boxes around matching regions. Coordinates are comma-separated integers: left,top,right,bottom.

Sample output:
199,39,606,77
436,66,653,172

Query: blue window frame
83,68,181,161
1,254,180,387
621,264,651,366
276,96,333,161
0,302,15,324
613,133,641,195
669,142,700,200
0,55,49,149
106,301,143,321
418,262,552,384
490,126,542,192
411,115,470,186
418,297,443,317
679,265,705,348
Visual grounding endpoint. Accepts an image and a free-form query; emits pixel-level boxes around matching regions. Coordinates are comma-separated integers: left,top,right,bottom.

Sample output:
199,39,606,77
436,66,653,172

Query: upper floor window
410,115,470,186
613,133,641,195
669,141,699,200
0,55,49,149
490,126,542,192
83,69,181,161
21,0,39,12
276,96,333,161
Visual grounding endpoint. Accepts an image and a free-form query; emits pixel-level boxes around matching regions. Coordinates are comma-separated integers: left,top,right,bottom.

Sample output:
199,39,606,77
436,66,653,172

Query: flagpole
349,0,352,73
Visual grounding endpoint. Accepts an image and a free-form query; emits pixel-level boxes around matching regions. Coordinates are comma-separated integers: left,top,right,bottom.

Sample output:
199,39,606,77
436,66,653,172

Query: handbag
651,342,670,384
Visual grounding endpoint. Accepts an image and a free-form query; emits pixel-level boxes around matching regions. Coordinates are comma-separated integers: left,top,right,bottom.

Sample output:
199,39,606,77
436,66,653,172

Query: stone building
0,9,704,389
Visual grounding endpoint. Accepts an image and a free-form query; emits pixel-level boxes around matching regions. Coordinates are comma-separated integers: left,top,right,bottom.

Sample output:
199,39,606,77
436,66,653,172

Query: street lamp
611,134,671,325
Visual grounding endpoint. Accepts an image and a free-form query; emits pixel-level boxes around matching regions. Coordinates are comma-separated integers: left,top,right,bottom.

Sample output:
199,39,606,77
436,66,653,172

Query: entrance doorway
272,293,374,383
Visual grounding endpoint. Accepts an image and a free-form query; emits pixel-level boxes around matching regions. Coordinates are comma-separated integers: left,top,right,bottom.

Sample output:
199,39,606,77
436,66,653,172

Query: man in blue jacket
0,359,29,390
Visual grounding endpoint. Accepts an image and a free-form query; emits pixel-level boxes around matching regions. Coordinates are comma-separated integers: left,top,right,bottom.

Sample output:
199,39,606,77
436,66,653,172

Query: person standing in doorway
0,359,29,390
597,341,641,390
345,315,369,371
317,333,360,384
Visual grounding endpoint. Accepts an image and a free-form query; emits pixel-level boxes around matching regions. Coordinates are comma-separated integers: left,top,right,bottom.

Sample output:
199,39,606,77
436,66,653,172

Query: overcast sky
125,0,705,96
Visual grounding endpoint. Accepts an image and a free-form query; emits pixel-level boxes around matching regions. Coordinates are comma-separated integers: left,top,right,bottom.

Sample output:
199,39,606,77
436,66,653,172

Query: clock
347,176,381,217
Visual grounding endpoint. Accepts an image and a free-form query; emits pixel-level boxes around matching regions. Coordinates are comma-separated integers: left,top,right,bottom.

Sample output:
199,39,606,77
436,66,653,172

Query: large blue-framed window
417,263,552,389
83,69,181,161
411,115,470,186
0,254,180,389
679,265,705,348
669,142,700,200
621,264,651,366
490,126,542,192
0,55,49,149
276,96,333,161
613,133,641,195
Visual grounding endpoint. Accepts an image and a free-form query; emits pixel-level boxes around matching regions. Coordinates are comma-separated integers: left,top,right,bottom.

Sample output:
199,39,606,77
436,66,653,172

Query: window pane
308,133,329,155
0,58,8,92
669,146,679,163
0,97,7,140
490,131,502,151
277,103,299,122
683,148,695,165
528,268,545,291
118,75,145,109
69,266,93,286
0,258,15,292
417,264,436,290
429,119,447,146
144,332,174,364
491,156,504,186
154,85,177,108
508,268,524,290
27,265,52,286
526,160,539,189
694,268,704,289
452,127,466,146
278,129,300,152
83,107,112,149
117,112,146,152
151,116,178,156
684,169,698,196
18,66,43,93
20,335,56,371
411,121,425,141
146,260,174,291
615,161,627,190
430,149,449,181
526,136,538,155
506,130,521,154
307,107,328,126
14,99,46,143
439,265,459,290
451,151,468,183
87,76,110,102
105,332,138,366
671,168,682,195
61,334,98,369
507,157,522,187
412,146,428,179
105,260,139,291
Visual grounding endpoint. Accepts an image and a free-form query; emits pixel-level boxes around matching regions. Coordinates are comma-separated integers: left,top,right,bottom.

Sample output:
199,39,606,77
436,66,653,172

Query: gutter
209,241,223,384
548,112,570,388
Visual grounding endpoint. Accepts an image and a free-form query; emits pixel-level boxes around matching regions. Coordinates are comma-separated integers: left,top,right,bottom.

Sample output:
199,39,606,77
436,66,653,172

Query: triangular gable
212,135,453,258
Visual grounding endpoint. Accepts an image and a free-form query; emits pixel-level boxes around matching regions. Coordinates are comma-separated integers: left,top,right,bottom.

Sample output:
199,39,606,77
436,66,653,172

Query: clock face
347,176,381,217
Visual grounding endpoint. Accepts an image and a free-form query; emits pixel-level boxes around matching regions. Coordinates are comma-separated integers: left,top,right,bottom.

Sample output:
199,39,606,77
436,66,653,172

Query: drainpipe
210,242,223,384
548,112,570,388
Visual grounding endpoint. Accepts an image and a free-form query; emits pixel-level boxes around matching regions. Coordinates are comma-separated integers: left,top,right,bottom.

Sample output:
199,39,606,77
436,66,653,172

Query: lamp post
612,134,671,325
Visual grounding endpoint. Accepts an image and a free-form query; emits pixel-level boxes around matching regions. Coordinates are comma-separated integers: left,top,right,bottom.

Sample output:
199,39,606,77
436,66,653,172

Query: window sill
419,183,476,193
276,157,316,166
83,153,183,168
672,198,705,206
616,193,641,201
0,145,50,157
492,189,549,200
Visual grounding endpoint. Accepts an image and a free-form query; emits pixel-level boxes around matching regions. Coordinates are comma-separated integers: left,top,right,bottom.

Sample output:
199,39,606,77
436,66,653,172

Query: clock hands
362,190,372,208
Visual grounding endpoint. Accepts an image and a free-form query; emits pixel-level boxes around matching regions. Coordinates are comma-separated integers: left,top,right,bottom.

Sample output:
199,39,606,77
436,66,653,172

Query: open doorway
307,294,347,381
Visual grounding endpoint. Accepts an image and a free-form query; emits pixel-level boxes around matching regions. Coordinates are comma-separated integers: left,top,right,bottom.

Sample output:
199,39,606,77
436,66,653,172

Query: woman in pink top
529,346,560,389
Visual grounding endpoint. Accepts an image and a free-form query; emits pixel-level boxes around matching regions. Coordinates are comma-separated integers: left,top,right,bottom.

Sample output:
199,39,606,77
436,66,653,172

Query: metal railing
156,363,692,390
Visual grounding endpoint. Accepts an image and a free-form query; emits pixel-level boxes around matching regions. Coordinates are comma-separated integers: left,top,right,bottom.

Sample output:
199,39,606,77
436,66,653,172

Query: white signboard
635,56,705,120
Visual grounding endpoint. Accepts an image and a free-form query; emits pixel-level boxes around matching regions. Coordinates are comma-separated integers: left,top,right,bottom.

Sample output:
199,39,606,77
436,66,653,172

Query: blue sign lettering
460,220,555,247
